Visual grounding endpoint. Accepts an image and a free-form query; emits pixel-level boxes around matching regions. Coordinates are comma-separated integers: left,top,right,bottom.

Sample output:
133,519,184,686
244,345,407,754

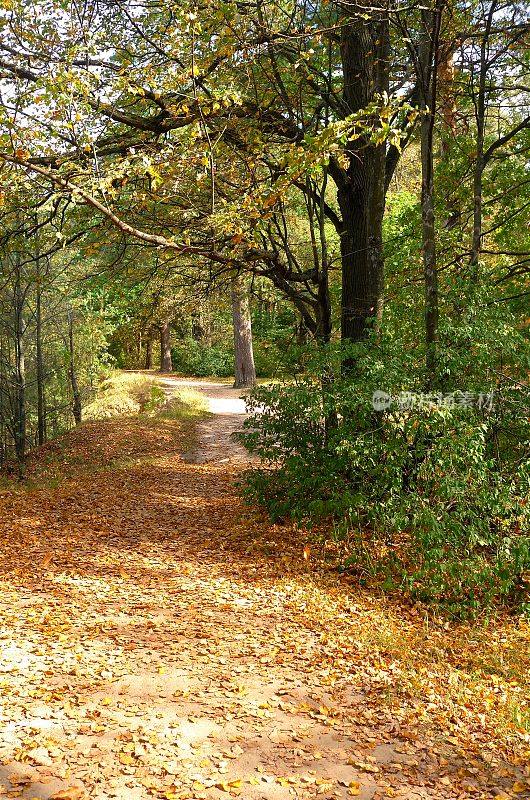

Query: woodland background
0,0,529,616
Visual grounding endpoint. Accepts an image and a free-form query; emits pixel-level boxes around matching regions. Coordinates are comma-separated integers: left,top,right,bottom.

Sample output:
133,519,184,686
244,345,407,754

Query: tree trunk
337,15,388,349
438,47,457,153
68,309,82,425
421,113,439,384
470,1,497,279
144,336,154,369
306,173,333,344
419,6,443,386
438,39,462,234
14,257,26,470
0,333,6,468
296,317,310,347
191,311,206,342
231,276,256,389
159,320,173,372
36,267,47,446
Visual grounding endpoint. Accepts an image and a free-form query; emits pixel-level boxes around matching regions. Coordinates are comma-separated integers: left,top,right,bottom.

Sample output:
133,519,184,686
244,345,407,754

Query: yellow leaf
512,782,528,794
49,789,86,800
215,780,242,792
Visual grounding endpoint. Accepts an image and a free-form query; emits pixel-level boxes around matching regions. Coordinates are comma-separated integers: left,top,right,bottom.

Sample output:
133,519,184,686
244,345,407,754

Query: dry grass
84,371,162,419
84,371,209,421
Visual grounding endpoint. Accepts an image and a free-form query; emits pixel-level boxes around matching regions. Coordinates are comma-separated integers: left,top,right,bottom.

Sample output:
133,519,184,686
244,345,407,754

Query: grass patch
85,370,209,422
158,385,210,421
85,371,164,419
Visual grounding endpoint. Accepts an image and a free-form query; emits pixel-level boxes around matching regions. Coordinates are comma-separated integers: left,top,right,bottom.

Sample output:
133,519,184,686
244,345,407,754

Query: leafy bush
171,338,234,378
240,331,530,617
171,335,298,379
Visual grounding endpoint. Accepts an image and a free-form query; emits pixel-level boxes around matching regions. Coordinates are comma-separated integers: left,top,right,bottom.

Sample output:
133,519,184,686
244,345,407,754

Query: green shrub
171,338,233,378
171,335,298,379
240,333,530,617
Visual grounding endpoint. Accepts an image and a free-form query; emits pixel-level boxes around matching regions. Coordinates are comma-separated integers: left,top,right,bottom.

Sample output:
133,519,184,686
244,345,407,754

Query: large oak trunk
338,17,388,347
231,276,256,389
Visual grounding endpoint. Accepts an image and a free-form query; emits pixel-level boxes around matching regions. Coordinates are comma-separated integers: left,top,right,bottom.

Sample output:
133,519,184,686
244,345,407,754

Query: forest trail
156,377,250,464
0,377,527,800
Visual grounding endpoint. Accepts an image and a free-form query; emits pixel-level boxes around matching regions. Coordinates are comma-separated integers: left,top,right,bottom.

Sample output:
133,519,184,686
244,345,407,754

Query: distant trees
0,201,109,470
0,0,527,395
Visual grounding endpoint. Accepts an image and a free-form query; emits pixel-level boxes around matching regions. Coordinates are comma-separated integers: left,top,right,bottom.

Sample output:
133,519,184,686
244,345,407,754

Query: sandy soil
157,377,252,464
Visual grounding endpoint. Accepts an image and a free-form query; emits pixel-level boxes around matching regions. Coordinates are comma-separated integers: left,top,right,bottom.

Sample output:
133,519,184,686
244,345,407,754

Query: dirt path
0,380,526,800
157,377,251,464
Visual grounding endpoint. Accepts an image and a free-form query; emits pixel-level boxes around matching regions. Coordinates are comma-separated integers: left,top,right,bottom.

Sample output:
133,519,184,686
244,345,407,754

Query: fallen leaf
49,788,86,800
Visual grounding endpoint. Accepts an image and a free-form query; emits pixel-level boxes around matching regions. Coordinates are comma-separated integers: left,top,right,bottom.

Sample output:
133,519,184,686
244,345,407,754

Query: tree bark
191,311,206,342
438,37,462,233
68,309,82,425
36,262,47,446
419,6,443,385
231,276,256,389
470,0,497,280
307,173,333,344
421,110,439,384
14,254,26,469
144,336,154,369
159,320,173,372
337,15,389,349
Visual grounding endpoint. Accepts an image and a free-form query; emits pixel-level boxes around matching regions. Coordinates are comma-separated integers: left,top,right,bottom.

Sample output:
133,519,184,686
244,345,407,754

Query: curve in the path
157,376,252,464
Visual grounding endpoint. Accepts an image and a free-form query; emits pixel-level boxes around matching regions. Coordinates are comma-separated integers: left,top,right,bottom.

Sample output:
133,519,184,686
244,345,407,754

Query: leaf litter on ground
0,381,528,800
